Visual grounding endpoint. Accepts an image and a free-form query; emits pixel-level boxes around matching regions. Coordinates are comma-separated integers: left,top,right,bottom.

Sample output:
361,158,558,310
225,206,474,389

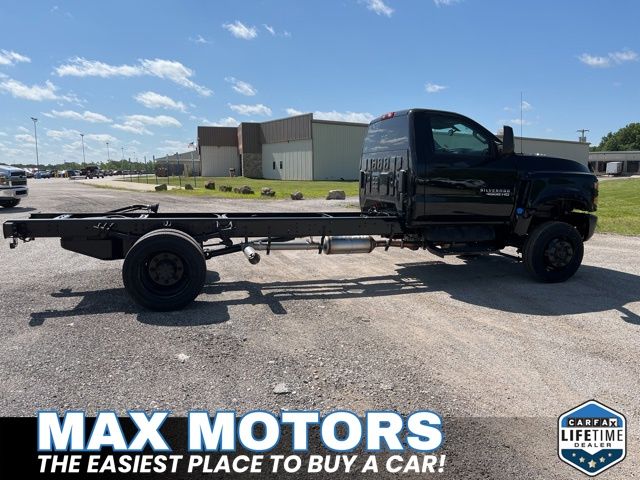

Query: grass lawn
118,175,360,199
596,178,640,235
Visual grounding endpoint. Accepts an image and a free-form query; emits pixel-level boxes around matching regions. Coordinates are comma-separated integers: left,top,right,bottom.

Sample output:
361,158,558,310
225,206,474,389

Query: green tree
592,123,640,151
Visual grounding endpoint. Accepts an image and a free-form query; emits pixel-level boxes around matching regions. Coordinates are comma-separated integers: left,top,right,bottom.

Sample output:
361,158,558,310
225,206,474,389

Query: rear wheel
523,221,584,283
0,199,20,208
122,229,206,311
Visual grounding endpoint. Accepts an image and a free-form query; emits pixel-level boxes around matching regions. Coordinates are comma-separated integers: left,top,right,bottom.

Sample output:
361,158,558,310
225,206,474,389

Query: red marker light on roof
381,112,395,120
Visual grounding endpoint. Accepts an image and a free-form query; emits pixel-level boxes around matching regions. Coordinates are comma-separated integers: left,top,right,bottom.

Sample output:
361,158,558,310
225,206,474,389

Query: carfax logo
558,400,626,476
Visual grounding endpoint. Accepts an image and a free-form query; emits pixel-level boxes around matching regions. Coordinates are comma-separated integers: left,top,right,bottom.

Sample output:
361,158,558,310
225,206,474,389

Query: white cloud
425,82,448,93
85,133,117,143
434,0,461,6
15,133,35,144
124,114,182,127
286,108,373,123
578,49,638,68
509,118,532,126
112,114,181,136
43,109,112,123
364,0,394,17
609,49,638,63
134,91,186,112
140,59,212,96
263,24,275,35
189,35,211,45
222,21,257,40
16,126,30,133
261,24,290,37
228,103,272,116
112,123,152,135
55,57,212,96
46,127,80,140
55,58,140,77
521,100,533,111
225,77,257,96
0,49,31,66
313,110,374,123
212,116,239,127
0,77,72,102
0,131,7,136
578,53,610,68
285,108,305,116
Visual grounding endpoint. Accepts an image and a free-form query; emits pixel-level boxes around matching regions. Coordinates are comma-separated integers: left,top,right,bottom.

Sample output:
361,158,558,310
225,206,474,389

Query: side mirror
502,125,515,155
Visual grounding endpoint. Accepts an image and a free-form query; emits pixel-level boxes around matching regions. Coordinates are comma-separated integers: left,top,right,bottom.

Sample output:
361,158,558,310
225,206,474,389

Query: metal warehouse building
589,150,640,174
198,114,368,180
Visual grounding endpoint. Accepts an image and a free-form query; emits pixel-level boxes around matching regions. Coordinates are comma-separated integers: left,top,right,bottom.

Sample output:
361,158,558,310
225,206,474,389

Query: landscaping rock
290,191,304,200
235,185,254,194
185,183,194,190
219,185,233,192
205,181,216,190
326,190,346,200
155,184,167,191
261,187,276,197
273,383,291,395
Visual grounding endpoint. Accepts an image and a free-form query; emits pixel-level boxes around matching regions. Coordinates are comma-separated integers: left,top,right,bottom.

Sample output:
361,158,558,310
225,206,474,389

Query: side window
430,115,492,157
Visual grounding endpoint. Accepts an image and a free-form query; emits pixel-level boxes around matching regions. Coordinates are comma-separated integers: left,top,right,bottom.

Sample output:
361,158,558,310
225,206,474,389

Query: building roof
155,151,200,163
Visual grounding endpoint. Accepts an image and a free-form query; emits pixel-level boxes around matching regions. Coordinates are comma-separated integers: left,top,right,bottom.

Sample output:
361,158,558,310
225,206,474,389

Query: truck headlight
0,175,7,185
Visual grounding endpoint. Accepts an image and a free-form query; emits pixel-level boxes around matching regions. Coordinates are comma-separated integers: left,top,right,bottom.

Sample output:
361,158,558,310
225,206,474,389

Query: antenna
577,129,589,143
519,92,524,153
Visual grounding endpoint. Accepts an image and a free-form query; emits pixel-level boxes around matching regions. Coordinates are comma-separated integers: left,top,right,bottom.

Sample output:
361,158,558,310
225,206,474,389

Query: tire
0,199,20,208
122,229,206,311
523,221,584,283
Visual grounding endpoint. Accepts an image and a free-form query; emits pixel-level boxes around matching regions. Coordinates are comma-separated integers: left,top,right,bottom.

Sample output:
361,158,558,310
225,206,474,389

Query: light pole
80,133,86,168
121,146,125,177
30,117,39,171
106,141,111,162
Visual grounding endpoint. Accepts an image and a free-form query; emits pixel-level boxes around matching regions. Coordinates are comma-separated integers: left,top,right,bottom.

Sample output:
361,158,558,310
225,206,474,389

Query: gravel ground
1,179,638,479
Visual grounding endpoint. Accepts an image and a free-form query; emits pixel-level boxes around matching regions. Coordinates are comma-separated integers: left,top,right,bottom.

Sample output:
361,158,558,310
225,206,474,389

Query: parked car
34,171,51,179
81,166,105,179
0,164,28,207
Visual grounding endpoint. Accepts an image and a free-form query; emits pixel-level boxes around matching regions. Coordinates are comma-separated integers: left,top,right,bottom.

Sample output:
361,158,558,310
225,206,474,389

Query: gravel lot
1,179,638,478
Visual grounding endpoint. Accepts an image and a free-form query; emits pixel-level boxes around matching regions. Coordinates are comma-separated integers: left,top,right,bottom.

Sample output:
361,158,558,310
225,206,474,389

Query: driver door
421,113,517,221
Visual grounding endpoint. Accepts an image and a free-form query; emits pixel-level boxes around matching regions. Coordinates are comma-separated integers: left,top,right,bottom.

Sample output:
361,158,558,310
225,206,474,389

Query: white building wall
200,146,240,177
515,137,589,165
262,140,313,180
312,122,367,180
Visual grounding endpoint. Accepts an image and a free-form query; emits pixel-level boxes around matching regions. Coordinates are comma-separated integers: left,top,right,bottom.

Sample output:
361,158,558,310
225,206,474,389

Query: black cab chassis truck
3,109,598,311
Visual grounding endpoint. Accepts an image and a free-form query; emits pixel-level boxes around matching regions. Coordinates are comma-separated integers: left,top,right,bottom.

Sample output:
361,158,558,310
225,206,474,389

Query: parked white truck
0,165,28,208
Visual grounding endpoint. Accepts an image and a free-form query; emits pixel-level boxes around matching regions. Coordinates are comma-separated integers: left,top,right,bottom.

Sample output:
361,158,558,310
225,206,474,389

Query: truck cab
360,109,598,282
0,164,28,208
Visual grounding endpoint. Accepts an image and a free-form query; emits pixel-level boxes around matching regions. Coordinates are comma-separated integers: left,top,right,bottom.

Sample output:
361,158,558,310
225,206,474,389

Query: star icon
599,456,606,463
579,457,585,463
588,460,597,469
572,453,576,457
608,453,612,457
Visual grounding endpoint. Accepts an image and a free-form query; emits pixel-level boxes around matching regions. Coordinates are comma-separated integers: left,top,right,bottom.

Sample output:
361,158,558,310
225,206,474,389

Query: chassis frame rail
3,208,404,257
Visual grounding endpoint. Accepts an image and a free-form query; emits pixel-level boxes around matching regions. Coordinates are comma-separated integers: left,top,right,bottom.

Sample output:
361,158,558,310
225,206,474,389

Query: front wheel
122,229,206,311
523,221,584,283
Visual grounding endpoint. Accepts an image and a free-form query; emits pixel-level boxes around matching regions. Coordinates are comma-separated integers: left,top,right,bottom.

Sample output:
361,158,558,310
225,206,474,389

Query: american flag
188,141,195,149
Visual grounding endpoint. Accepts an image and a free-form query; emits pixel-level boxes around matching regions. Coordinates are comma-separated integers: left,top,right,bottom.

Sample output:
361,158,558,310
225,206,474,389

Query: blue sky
0,0,638,165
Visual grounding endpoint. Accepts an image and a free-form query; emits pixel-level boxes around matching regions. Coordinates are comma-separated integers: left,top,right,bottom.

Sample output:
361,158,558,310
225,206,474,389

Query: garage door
201,146,240,177
262,140,313,180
